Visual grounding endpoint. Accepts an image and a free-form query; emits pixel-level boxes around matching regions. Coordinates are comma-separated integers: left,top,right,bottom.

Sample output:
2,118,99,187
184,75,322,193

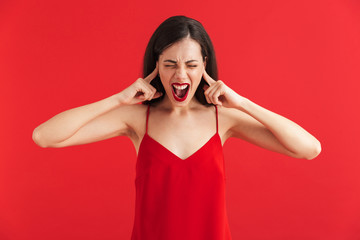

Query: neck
156,95,202,114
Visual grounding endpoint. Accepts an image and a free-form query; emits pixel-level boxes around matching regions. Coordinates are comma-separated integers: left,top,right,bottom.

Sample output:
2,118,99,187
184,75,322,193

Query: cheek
159,69,168,79
189,69,203,82
159,71,172,88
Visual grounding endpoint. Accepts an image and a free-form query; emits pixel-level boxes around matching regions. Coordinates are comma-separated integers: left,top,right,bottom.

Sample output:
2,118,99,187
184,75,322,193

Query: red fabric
131,105,232,240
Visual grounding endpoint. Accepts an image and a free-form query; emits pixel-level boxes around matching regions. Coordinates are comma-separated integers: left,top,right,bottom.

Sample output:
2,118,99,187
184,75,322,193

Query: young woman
33,15,321,240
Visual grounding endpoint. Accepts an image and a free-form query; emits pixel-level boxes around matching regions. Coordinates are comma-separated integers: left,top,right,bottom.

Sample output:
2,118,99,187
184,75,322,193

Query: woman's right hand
116,62,162,105
33,63,162,148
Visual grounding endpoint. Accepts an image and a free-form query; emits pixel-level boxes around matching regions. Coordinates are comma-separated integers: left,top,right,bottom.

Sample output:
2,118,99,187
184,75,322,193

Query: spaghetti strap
132,103,231,239
215,105,218,133
145,104,150,134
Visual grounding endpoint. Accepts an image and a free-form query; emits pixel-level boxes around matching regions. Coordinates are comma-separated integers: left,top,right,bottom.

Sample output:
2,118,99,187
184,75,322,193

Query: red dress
131,105,232,240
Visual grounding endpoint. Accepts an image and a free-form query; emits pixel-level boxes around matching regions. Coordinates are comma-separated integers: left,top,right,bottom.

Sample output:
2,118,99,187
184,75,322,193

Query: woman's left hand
203,69,245,108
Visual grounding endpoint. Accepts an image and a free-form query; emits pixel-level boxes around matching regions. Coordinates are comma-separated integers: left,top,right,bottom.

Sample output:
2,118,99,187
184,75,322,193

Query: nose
175,65,187,80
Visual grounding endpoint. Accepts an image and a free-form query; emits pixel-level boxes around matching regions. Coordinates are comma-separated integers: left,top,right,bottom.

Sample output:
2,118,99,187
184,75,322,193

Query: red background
1,0,360,239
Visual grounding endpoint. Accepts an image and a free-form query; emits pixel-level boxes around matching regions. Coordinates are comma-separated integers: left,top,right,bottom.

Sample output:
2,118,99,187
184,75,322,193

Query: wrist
234,96,250,112
108,93,127,107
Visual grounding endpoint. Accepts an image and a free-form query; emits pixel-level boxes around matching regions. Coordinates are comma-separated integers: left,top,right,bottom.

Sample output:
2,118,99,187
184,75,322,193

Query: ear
203,56,207,69
156,60,160,76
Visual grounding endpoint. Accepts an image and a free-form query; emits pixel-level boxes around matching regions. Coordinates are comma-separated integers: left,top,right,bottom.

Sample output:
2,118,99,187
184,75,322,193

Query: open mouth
171,83,190,102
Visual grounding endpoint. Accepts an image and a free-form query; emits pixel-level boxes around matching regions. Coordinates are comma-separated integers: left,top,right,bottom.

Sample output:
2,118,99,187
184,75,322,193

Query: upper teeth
173,84,188,90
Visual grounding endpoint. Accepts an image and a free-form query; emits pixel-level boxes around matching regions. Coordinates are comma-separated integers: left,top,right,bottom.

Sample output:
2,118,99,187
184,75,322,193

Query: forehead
159,38,202,61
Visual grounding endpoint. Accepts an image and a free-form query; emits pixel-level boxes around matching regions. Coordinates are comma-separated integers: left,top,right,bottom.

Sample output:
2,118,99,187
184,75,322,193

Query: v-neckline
141,132,220,161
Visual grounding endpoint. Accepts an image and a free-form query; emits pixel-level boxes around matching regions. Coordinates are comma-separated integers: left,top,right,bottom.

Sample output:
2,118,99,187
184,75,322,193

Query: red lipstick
171,83,190,102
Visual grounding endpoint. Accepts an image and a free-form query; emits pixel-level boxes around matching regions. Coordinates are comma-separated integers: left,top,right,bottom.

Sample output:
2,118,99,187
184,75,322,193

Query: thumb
203,84,209,91
152,91,163,99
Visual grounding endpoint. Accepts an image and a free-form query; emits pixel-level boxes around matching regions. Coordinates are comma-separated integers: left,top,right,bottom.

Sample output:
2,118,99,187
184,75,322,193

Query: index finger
144,62,159,83
202,69,216,85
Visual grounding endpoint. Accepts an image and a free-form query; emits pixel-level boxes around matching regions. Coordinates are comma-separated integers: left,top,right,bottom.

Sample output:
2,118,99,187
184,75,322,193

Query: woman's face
158,38,206,106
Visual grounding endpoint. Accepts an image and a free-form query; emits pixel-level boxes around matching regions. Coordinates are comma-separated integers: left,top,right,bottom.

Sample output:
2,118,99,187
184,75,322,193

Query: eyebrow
163,60,199,63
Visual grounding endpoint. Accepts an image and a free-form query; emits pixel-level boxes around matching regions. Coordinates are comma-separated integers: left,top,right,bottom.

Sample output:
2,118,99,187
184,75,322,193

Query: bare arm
33,63,161,148
225,99,321,160
202,70,321,160
32,95,122,148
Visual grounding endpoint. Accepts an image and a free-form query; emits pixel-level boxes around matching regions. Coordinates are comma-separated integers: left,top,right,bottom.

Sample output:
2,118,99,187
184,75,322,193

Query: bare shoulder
115,103,148,137
217,106,259,142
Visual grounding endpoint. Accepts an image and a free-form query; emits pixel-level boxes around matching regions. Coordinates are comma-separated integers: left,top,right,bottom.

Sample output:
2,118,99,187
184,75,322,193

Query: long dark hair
142,15,218,105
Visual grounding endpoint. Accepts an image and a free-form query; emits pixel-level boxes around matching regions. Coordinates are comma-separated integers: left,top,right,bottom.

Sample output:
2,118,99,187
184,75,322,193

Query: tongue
175,88,187,98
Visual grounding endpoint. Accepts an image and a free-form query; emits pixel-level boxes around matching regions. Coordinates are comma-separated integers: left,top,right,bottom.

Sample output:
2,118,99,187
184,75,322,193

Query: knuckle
136,78,145,85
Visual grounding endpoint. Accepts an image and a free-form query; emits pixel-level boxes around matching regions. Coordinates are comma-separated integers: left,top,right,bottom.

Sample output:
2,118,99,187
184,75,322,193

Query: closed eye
164,65,198,68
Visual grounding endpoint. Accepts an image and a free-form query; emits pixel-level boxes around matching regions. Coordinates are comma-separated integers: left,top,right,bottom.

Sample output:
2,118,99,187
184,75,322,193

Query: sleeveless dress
130,105,232,240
